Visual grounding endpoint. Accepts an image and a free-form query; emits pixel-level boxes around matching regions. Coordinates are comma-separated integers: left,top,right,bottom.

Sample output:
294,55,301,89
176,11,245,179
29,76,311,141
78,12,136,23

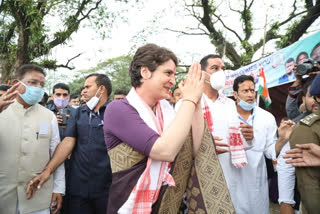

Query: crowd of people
0,43,319,214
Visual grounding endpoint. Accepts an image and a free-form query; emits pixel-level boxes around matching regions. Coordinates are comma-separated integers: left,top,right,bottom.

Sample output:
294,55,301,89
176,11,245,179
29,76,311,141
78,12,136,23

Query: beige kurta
0,101,54,214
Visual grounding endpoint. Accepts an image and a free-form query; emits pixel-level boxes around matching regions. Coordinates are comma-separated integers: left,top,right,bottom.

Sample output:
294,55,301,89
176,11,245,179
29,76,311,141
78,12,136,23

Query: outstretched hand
0,82,20,113
278,120,295,142
284,143,320,167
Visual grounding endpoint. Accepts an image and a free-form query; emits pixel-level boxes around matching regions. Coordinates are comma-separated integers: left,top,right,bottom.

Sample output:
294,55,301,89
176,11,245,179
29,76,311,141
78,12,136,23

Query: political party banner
222,31,320,97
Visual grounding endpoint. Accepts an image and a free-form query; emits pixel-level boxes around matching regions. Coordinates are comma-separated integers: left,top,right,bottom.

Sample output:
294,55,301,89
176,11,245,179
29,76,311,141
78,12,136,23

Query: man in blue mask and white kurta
0,64,65,214
231,75,294,214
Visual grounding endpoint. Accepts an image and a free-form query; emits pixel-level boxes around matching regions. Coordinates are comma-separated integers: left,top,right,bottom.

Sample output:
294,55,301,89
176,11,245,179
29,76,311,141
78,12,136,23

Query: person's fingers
295,144,312,149
54,195,63,214
5,90,19,100
285,148,302,154
216,147,229,154
215,142,229,147
283,153,303,159
213,136,223,141
195,63,202,81
187,63,196,81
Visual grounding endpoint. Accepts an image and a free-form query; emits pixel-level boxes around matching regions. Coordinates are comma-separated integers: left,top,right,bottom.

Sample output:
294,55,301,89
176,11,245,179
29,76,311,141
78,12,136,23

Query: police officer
289,73,320,214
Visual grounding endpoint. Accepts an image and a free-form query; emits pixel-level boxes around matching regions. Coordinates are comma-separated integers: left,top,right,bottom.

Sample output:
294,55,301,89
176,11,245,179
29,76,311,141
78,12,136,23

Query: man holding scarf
232,75,294,214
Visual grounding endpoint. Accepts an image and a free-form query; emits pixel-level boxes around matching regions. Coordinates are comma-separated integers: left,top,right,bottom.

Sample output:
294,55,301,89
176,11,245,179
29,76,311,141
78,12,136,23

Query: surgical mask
205,70,226,90
19,81,45,105
54,97,69,109
238,99,256,111
71,105,79,109
86,87,102,110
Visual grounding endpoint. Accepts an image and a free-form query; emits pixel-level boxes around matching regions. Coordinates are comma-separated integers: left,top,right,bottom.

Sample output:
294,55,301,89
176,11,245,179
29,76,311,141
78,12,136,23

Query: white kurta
206,97,277,214
277,142,296,206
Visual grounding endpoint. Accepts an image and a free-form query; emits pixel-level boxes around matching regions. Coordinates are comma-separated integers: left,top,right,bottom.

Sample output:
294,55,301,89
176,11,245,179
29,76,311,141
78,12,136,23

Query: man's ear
140,66,151,80
233,91,238,101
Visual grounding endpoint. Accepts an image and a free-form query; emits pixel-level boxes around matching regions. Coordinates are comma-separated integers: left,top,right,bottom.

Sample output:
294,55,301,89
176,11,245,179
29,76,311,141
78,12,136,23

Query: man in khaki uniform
289,73,320,214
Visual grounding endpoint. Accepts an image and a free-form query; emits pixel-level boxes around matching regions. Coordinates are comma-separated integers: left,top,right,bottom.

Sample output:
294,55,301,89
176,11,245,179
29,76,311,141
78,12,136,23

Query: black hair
15,64,46,80
114,89,128,96
233,75,255,92
296,52,308,63
303,80,313,96
285,57,295,64
311,42,320,59
70,94,79,100
129,43,178,87
200,54,221,70
52,83,70,94
86,73,112,97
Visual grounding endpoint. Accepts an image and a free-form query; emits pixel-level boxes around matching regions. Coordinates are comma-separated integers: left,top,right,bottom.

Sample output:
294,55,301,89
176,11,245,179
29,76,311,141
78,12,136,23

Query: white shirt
16,115,65,214
277,142,296,206
214,104,277,214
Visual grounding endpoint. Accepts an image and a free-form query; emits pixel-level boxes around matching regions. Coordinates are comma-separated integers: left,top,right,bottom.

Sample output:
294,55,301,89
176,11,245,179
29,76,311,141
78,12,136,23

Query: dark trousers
67,195,108,214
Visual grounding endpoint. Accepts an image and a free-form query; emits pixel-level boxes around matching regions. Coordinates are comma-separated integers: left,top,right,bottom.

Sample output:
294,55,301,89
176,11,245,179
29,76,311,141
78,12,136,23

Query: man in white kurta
229,75,291,214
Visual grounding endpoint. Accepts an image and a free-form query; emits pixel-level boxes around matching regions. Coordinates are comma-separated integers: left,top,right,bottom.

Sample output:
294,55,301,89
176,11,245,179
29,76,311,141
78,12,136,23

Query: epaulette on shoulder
300,113,320,126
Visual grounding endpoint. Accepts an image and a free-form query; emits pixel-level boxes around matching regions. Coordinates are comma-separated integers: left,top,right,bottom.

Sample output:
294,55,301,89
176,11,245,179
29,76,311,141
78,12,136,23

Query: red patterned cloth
119,88,175,213
202,96,247,168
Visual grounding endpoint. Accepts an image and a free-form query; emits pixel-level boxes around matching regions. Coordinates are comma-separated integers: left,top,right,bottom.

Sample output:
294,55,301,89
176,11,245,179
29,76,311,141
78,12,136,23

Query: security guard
289,73,320,214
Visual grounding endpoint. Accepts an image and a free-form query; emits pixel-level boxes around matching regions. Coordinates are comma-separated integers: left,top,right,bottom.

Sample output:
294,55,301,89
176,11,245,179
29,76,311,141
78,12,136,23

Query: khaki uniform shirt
289,108,320,214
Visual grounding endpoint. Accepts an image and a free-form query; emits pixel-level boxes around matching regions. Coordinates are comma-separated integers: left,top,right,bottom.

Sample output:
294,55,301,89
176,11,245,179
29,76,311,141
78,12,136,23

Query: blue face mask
19,81,45,105
238,99,256,111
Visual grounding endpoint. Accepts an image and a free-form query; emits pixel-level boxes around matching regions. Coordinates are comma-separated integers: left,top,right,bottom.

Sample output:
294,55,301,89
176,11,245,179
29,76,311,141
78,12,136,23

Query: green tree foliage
68,55,133,96
172,0,320,68
0,0,127,82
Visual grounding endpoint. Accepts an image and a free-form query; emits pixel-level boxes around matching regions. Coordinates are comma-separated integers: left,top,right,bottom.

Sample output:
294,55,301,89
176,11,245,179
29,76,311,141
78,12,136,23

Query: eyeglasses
24,79,45,88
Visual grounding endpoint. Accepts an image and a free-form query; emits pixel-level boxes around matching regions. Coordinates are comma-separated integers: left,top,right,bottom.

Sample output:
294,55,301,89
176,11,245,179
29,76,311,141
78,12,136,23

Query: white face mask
204,70,226,91
86,87,102,110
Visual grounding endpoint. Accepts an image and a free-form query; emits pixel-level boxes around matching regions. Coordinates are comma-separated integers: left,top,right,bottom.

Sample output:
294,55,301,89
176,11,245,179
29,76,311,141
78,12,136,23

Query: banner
223,31,320,97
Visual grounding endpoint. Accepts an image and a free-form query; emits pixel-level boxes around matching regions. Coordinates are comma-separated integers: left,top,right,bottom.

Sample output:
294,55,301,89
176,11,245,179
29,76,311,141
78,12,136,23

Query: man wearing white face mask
232,75,294,214
0,64,65,214
195,55,254,212
26,73,113,214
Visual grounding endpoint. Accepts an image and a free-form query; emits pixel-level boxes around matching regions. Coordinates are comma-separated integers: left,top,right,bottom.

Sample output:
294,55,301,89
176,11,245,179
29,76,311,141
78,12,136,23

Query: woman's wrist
182,98,197,107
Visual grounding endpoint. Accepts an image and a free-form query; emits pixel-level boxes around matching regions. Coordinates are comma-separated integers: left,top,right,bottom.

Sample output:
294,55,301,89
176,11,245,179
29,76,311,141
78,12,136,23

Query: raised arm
150,63,204,161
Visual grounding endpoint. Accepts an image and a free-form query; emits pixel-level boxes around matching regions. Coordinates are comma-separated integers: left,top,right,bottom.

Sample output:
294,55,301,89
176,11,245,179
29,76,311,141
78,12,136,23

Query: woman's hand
179,62,204,104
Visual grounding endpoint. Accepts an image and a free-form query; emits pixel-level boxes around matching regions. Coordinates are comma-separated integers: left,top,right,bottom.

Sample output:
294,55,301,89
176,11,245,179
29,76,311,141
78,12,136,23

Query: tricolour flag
258,68,271,108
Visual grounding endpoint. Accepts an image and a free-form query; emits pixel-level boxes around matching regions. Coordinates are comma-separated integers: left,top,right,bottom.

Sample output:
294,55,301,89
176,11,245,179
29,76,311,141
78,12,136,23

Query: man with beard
289,73,320,214
277,79,319,213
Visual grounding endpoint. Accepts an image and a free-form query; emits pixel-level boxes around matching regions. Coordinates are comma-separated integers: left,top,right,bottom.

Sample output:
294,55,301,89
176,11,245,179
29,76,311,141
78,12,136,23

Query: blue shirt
64,101,112,198
46,104,76,140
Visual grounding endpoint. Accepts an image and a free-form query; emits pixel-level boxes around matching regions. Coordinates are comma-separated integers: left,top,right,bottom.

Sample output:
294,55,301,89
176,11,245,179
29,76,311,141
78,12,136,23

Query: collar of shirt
203,92,228,104
238,107,256,126
81,100,111,113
